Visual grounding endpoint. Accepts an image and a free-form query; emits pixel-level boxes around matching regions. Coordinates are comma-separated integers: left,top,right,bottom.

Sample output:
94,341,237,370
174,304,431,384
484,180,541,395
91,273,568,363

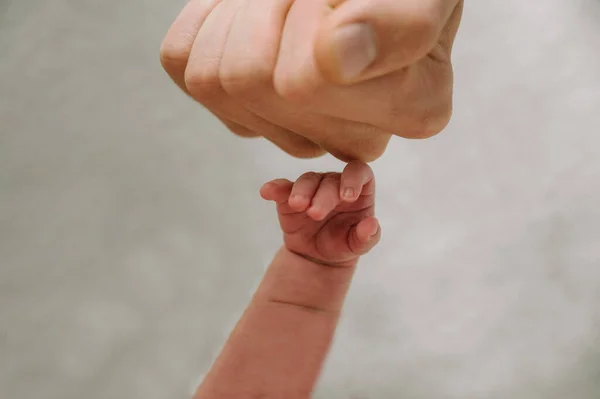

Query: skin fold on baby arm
195,161,381,399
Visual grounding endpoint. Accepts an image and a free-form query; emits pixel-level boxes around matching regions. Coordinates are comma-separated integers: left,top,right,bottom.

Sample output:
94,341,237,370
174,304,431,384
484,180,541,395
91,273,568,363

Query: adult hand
194,162,380,398
161,0,463,162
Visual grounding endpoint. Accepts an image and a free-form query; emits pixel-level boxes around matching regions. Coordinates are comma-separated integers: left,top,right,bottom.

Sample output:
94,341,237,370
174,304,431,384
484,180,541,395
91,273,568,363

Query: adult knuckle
386,87,451,138
270,139,325,159
287,145,327,159
412,9,438,36
219,59,272,98
220,120,259,138
184,67,221,101
401,6,440,56
395,116,429,138
269,132,327,159
229,126,259,138
352,142,388,163
396,107,452,139
322,130,390,163
363,136,391,161
273,68,315,105
159,38,189,70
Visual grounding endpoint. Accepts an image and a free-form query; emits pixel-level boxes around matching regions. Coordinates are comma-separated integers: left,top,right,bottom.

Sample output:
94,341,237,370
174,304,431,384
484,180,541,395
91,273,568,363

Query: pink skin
194,162,381,399
260,161,380,266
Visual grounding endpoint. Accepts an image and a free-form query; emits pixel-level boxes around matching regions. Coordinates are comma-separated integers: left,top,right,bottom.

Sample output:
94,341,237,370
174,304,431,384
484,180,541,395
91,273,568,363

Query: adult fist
160,0,463,162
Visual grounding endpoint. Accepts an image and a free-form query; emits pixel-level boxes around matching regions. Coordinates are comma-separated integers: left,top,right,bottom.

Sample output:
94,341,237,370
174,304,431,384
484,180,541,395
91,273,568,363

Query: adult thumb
314,0,463,84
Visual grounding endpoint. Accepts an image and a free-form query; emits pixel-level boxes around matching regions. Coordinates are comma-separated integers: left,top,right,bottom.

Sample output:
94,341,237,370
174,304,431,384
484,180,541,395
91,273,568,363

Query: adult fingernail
343,187,354,200
330,23,377,81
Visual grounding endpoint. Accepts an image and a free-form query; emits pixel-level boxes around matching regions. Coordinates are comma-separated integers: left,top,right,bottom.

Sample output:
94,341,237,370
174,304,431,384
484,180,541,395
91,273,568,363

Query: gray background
1,0,600,398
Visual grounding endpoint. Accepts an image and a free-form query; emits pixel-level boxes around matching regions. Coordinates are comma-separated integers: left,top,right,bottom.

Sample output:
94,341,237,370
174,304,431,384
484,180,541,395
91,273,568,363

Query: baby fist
260,162,380,267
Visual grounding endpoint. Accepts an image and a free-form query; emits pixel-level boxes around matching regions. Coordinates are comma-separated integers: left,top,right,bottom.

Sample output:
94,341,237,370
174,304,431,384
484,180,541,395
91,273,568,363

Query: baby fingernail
343,187,354,199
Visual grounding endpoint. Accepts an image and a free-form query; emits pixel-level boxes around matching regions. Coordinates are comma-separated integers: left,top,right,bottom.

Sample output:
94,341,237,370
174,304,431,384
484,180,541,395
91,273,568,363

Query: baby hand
260,162,380,267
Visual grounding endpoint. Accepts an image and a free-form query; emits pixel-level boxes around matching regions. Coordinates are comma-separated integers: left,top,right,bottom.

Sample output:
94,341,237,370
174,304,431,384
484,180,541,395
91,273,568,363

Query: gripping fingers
307,173,342,221
260,179,293,204
340,161,374,202
288,172,323,212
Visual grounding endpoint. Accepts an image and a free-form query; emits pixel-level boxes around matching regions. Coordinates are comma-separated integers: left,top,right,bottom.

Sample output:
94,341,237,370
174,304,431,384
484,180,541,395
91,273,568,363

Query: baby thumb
348,217,381,256
314,0,462,84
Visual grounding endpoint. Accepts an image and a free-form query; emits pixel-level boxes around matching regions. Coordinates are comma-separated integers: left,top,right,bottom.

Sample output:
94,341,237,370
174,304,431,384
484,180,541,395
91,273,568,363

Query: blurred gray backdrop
1,0,600,398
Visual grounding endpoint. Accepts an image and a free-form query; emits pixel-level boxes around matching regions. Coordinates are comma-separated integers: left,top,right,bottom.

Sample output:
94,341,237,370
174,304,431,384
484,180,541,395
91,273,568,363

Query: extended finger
289,172,323,212
260,179,294,204
307,173,342,221
340,161,374,202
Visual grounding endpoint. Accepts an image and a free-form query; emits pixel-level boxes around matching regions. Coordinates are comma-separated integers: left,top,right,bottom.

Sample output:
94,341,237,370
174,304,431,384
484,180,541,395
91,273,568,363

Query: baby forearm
195,247,357,399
